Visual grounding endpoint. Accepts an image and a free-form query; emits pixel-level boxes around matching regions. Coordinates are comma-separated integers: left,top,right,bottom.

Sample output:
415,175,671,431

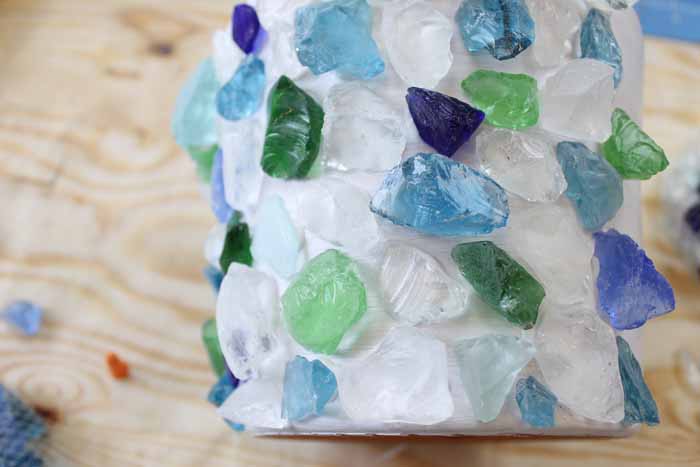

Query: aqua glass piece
455,0,535,61
370,153,509,236
282,356,338,421
294,0,385,79
515,376,558,428
617,336,660,426
172,58,219,160
251,196,302,278
216,55,266,121
454,335,535,423
580,8,623,87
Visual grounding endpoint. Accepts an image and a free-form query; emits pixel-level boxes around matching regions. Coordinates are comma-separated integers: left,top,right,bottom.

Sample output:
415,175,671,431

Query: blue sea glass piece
207,371,245,431
581,9,623,87
594,229,675,330
282,356,337,422
2,301,43,336
294,0,384,79
617,336,660,426
556,141,623,231
232,4,267,54
172,58,219,155
515,376,558,428
370,153,509,236
216,56,266,121
203,266,224,293
0,384,46,466
210,150,233,224
406,87,485,157
455,0,535,61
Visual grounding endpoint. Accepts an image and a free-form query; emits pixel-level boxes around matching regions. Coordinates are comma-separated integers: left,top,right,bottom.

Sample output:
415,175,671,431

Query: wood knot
150,42,174,56
33,405,61,424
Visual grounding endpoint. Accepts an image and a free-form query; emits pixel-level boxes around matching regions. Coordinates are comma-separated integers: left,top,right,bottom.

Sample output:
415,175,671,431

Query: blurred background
0,0,698,466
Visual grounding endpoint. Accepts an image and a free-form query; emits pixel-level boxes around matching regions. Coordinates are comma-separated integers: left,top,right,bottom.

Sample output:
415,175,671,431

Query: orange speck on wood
106,352,130,379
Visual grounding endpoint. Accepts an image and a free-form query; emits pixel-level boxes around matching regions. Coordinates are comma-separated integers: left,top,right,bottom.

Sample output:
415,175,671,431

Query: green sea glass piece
219,212,253,274
282,250,367,354
602,108,669,180
261,76,324,179
452,241,544,329
461,70,539,130
189,144,218,182
202,318,226,376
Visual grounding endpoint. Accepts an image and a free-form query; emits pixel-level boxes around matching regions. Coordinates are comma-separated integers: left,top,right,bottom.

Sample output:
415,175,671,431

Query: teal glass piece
617,336,660,426
556,141,623,231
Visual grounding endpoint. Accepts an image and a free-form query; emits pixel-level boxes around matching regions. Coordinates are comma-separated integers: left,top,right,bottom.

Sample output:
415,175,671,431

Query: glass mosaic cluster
173,0,672,435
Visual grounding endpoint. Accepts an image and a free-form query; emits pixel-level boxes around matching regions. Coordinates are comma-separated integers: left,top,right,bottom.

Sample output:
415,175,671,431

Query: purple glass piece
684,203,700,234
233,4,265,54
251,27,268,55
406,87,485,158
594,229,675,330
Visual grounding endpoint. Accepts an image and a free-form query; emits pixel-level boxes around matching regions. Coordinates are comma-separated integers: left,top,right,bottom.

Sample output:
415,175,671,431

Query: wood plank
0,1,698,466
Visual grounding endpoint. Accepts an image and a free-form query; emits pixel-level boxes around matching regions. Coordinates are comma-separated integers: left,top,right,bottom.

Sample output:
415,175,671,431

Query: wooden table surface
0,1,698,466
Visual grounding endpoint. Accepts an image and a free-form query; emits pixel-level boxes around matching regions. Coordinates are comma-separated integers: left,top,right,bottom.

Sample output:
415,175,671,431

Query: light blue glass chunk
294,0,385,79
455,0,535,61
617,336,660,426
516,376,558,428
210,149,233,224
216,56,266,121
370,153,509,236
282,356,337,422
2,301,43,336
581,9,623,87
172,58,219,152
556,142,623,231
251,196,302,278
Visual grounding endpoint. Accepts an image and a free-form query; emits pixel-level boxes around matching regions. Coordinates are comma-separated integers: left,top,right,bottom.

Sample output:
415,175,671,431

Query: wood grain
0,1,698,466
